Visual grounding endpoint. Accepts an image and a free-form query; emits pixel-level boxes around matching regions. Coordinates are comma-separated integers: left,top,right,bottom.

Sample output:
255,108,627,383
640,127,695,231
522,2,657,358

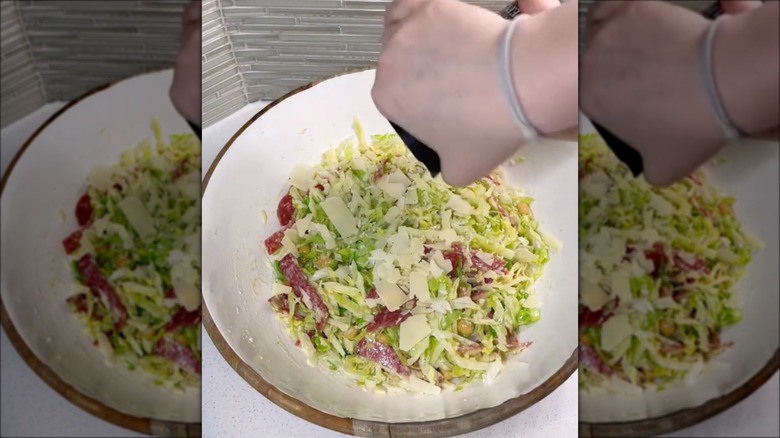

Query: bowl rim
578,351,779,436
0,68,201,437
201,69,578,437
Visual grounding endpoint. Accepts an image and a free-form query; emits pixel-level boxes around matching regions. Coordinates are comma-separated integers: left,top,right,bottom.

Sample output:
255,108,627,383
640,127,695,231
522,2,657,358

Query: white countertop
1,103,777,438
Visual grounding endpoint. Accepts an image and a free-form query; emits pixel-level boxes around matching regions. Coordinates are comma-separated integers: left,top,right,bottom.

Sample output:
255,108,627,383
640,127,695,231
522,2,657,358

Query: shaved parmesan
387,170,412,187
430,250,453,274
409,270,430,301
610,267,632,301
580,281,610,311
374,279,408,311
271,282,292,297
399,314,430,351
383,206,401,223
290,164,314,191
446,194,472,215
296,215,312,236
408,375,441,394
321,197,358,238
88,164,112,191
378,177,407,199
441,209,452,230
118,196,155,238
311,223,336,249
541,231,562,251
172,275,200,312
601,314,631,351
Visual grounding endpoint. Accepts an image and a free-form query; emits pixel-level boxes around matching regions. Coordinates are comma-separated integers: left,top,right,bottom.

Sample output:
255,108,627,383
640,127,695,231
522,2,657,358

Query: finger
583,0,626,49
516,0,559,15
384,0,422,26
586,0,626,29
719,0,762,14
183,1,201,26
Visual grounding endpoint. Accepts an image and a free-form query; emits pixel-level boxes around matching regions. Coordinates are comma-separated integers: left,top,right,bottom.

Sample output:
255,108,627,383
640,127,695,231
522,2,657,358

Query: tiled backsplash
1,1,45,127
1,0,189,128
201,0,512,127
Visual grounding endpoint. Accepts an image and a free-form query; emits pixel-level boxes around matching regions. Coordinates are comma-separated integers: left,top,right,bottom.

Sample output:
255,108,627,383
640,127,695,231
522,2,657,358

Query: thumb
719,0,762,15
517,0,560,15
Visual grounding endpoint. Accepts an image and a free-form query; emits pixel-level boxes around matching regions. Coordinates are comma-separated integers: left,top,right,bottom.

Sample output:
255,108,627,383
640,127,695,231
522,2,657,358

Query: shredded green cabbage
265,121,553,393
64,121,201,389
578,134,758,391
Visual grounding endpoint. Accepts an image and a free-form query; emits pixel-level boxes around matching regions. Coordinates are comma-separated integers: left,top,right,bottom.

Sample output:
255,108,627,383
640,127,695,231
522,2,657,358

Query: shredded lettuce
65,121,201,390
266,122,552,392
578,134,757,392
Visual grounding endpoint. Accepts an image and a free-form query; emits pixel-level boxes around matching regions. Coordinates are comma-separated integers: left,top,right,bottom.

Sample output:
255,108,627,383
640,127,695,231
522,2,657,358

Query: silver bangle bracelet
498,17,539,142
700,15,743,142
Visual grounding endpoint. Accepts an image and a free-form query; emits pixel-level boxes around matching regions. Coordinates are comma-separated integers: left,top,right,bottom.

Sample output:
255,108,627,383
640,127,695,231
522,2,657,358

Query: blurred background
1,0,188,128
1,2,192,437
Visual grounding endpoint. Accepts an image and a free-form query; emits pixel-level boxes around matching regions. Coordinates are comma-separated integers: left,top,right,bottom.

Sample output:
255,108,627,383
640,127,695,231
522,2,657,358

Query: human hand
373,0,576,186
170,1,201,126
580,0,764,186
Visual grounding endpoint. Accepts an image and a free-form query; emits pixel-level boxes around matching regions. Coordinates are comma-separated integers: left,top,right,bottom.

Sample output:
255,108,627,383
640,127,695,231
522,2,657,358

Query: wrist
509,2,578,135
712,4,780,136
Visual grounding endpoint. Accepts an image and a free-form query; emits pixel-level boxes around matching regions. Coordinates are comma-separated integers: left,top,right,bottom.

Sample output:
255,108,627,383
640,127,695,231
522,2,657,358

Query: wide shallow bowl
1,69,201,436
578,116,779,437
202,69,578,437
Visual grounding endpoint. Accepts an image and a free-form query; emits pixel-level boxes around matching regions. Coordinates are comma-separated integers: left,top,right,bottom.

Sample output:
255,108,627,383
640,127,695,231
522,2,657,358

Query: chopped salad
62,122,202,389
263,122,555,393
578,134,758,391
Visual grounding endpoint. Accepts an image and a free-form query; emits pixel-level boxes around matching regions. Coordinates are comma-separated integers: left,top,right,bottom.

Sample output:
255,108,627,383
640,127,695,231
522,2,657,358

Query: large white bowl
202,69,578,433
0,70,201,431
578,116,779,433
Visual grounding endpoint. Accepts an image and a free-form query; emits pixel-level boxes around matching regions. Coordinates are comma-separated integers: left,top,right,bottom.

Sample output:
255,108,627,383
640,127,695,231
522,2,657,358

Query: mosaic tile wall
1,0,190,128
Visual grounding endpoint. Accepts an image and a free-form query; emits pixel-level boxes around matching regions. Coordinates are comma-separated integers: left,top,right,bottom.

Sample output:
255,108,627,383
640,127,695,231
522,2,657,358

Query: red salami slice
644,242,668,278
66,293,88,314
279,254,329,331
264,228,287,255
77,254,127,328
442,243,465,271
470,252,507,274
366,307,411,332
75,193,93,226
277,193,295,226
579,344,613,375
355,337,411,376
154,338,201,375
672,252,708,273
62,229,83,254
579,307,612,328
164,307,201,332
366,288,379,299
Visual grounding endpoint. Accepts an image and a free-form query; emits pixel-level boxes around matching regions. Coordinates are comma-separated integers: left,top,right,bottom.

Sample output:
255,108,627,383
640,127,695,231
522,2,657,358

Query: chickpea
299,245,311,255
175,333,188,345
457,285,469,298
579,331,592,347
377,333,392,346
316,254,331,269
517,202,531,216
115,255,129,268
718,202,733,216
659,319,676,337
457,319,474,337
344,327,358,340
